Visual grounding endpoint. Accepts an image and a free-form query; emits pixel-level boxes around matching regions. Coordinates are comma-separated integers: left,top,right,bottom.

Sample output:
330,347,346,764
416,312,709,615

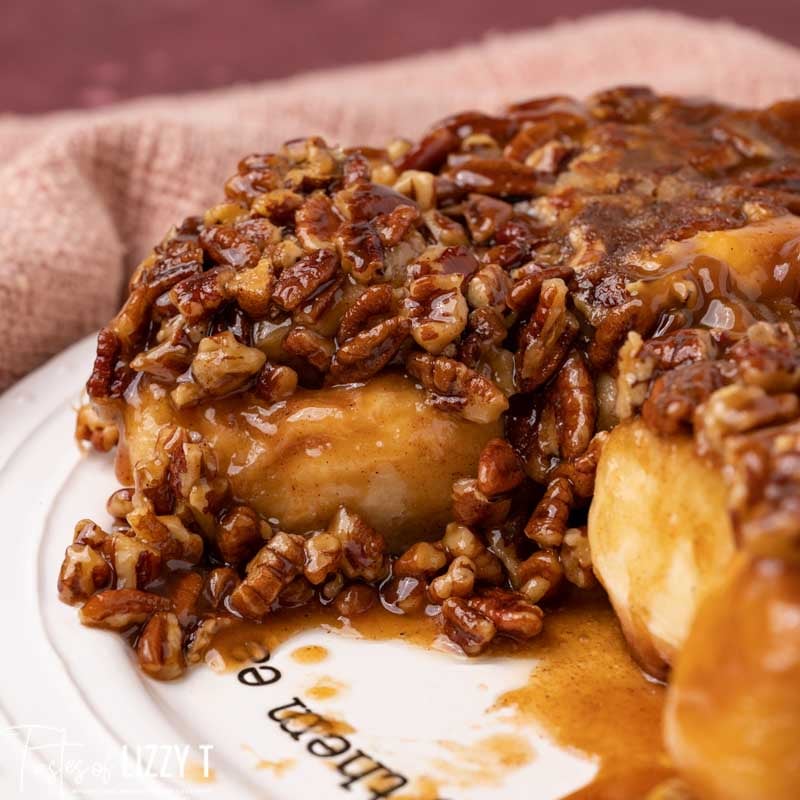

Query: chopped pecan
254,363,298,403
111,533,162,589
107,487,135,519
409,244,479,280
441,596,497,656
441,523,504,583
327,506,388,582
181,331,266,402
227,257,274,318
295,193,340,251
273,249,340,311
217,505,267,565
79,589,172,630
396,126,460,173
406,352,508,423
507,265,574,312
57,544,112,604
170,266,233,322
428,556,476,603
337,284,395,342
550,431,608,498
477,439,525,497
450,157,543,196
328,317,410,384
516,278,579,392
303,531,343,585
404,273,468,355
393,170,436,211
554,351,596,458
560,527,596,588
729,321,800,391
642,361,725,435
393,541,447,578
199,224,261,269
524,477,574,547
423,209,469,246
283,326,334,372
335,221,384,283
86,328,122,399
452,478,511,527
205,567,240,609
375,205,420,247
76,404,119,451
229,532,305,620
334,182,415,223
136,612,185,680
463,194,513,243
694,384,799,456
333,584,377,616
381,575,427,614
517,549,563,603
467,264,512,312
467,588,544,639
135,239,204,296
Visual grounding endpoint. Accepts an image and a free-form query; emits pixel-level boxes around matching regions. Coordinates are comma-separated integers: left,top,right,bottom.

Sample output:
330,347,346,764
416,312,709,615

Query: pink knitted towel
2,10,800,390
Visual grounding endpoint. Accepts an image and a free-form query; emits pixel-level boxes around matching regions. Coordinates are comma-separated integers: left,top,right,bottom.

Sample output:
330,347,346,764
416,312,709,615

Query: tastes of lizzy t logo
0,724,214,797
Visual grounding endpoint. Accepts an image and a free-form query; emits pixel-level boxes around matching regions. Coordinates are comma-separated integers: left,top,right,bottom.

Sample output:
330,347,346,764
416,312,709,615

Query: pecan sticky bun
60,87,800,799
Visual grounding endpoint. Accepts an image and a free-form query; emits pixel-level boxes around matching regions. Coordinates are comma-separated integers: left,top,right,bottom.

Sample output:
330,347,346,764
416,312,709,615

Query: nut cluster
65,87,800,678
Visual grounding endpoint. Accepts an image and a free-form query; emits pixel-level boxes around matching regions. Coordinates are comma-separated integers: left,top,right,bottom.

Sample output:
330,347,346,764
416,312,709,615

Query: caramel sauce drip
207,592,670,797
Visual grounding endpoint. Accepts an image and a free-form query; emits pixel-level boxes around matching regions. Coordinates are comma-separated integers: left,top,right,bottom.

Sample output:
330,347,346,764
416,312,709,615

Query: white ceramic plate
0,336,598,800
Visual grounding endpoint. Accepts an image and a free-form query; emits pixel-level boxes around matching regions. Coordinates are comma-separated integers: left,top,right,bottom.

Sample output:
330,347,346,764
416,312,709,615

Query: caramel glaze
627,214,800,335
206,589,670,798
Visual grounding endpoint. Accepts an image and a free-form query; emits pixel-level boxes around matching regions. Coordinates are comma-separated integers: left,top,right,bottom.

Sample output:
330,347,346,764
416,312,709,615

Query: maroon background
3,0,800,114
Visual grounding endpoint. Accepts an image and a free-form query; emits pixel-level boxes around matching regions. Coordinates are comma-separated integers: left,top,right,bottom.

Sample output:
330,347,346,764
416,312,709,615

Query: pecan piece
178,331,266,404
516,278,579,392
642,361,725,435
560,527,596,588
170,266,234,322
404,273,468,355
136,612,185,680
393,541,447,578
517,550,563,603
79,589,172,630
554,351,596,459
337,284,395,342
217,505,267,565
463,194,513,244
303,532,343,585
441,596,497,656
327,506,388,582
467,588,544,639
58,544,112,604
328,317,410,384
428,556,476,603
452,478,510,527
450,157,543,196
295,193,340,251
406,352,508,424
199,224,261,269
229,532,305,621
272,249,339,311
477,438,525,497
283,326,334,372
524,477,574,547
335,222,384,283
254,363,299,403
76,404,119,451
86,328,122,399
441,523,503,583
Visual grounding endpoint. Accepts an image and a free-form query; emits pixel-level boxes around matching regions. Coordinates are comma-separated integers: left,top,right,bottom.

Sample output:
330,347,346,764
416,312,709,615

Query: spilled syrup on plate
206,590,672,798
